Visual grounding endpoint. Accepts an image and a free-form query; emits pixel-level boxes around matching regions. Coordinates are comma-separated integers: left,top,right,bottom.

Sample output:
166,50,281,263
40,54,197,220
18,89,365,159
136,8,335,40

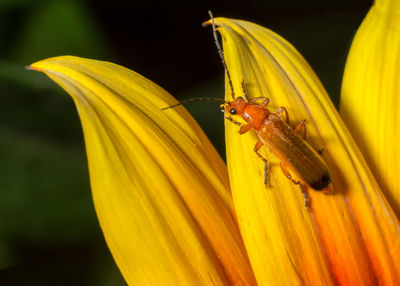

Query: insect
163,11,333,208
221,81,333,208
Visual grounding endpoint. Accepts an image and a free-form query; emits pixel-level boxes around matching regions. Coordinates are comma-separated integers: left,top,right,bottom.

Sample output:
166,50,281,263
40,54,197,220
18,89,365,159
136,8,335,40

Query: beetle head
220,97,247,116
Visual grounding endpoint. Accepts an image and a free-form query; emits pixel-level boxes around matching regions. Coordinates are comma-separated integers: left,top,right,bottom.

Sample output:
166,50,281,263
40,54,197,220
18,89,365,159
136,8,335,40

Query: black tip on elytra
309,172,332,190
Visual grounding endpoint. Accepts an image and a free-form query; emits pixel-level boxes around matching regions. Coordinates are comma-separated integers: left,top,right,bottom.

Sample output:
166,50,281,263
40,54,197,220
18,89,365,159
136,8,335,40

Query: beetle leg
261,98,270,108
263,163,269,188
275,107,289,124
254,140,269,187
294,119,307,139
249,97,270,108
299,184,311,210
254,141,267,162
280,161,303,185
239,124,252,134
280,161,311,209
280,161,293,181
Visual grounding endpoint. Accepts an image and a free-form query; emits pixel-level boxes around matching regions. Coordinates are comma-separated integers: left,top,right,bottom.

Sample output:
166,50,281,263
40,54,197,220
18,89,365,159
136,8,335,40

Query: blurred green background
0,0,370,285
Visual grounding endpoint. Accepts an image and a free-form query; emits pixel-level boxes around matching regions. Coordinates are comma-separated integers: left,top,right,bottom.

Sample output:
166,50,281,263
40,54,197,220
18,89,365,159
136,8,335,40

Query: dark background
0,0,370,285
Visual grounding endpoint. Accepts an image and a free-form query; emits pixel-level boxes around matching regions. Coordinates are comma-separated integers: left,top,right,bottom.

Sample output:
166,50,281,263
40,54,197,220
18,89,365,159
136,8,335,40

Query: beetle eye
230,109,236,115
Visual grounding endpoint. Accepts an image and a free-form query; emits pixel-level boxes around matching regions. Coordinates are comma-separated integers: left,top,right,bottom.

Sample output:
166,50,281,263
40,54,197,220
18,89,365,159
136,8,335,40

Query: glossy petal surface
341,1,400,217
29,56,256,286
208,17,400,286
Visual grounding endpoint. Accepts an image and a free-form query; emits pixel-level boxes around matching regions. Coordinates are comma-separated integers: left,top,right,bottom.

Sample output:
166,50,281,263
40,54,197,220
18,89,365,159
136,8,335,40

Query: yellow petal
341,1,400,217
208,17,400,285
29,56,256,285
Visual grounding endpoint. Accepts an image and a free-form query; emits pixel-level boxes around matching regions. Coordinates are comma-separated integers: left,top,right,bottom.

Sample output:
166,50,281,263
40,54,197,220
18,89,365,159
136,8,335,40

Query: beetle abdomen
308,171,332,190
257,114,332,191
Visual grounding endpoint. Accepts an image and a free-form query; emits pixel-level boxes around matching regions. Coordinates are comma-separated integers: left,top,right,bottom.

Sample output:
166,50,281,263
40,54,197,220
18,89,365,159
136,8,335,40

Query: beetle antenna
207,10,236,100
161,97,226,110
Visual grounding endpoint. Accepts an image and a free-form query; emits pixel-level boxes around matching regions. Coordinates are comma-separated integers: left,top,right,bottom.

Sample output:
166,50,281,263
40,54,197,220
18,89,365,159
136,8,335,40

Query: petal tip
202,10,217,27
26,64,42,72
202,19,211,27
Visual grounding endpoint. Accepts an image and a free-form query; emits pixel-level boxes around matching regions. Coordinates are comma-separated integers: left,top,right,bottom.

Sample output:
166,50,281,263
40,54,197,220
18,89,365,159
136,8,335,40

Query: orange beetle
221,83,333,208
164,11,333,208
208,11,332,207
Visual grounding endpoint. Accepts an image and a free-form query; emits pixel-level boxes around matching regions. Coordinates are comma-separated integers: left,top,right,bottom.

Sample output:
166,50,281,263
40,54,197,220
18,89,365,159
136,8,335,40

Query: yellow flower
28,56,256,285
29,7,400,286
341,0,400,218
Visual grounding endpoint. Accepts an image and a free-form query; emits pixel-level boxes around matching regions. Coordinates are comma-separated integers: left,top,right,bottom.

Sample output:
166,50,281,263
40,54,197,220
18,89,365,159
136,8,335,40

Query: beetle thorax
243,104,270,129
